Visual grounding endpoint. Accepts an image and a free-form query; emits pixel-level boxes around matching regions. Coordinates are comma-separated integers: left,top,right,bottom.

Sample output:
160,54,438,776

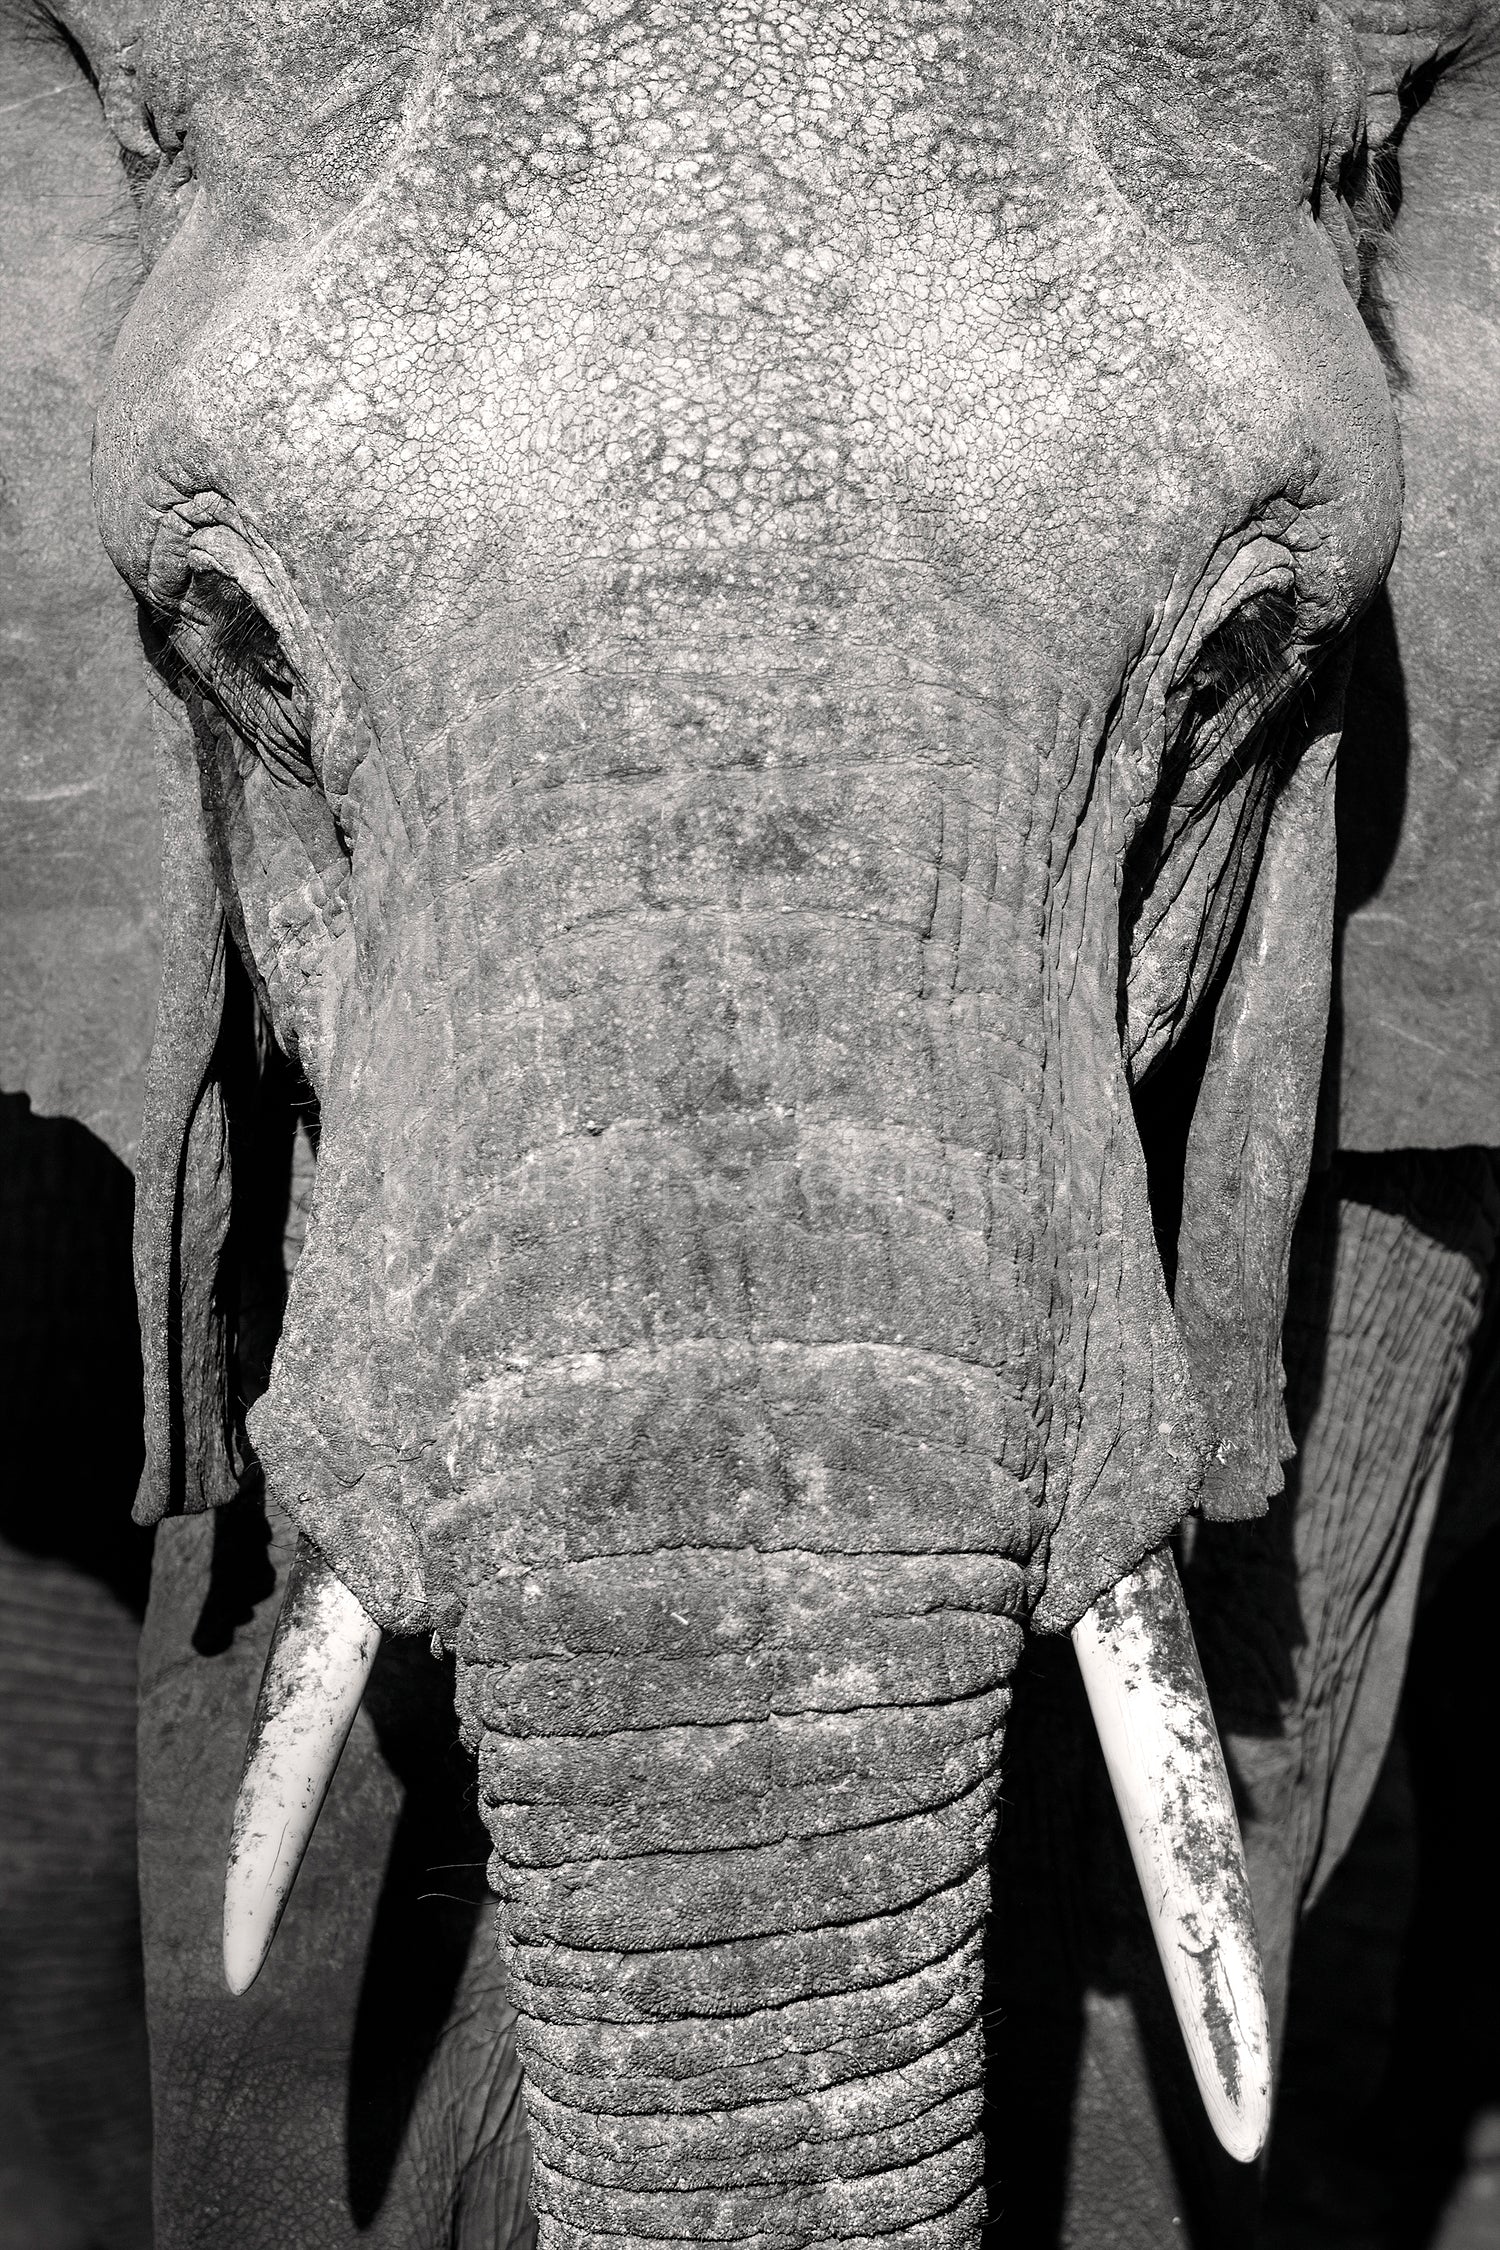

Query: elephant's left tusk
1072,1542,1272,2164
222,1535,381,1996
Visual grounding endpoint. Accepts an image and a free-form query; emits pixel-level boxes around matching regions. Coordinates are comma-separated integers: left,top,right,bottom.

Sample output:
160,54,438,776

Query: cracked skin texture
70,0,1401,2239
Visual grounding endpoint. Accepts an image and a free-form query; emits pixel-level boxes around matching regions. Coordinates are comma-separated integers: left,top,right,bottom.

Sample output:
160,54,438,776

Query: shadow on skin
0,1089,154,1612
1266,1515,1500,2250
984,1632,1088,2248
347,1638,495,2227
1334,586,1411,925
0,1089,156,2247
1323,582,1411,1130
1386,1517,1500,2247
192,1498,277,1656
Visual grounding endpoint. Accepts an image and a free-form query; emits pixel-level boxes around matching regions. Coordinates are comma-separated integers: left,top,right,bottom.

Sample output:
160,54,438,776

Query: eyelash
150,582,317,787
1163,586,1303,805
1119,587,1307,950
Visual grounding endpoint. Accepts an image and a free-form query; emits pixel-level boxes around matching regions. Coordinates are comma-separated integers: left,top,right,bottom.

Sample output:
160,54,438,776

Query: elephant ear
0,0,159,1160
1167,4,1500,1510
0,0,271,1524
1331,1,1500,1148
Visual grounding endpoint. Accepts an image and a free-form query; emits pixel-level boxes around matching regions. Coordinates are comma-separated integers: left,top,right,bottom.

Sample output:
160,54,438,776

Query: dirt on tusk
1072,1541,1273,2165
222,1536,381,1996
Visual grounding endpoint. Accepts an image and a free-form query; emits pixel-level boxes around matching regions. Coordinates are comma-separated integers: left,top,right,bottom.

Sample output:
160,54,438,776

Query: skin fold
0,0,1493,2243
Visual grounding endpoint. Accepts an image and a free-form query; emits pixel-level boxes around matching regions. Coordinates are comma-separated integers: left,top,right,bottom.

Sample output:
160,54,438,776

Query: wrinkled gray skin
2,0,1496,2242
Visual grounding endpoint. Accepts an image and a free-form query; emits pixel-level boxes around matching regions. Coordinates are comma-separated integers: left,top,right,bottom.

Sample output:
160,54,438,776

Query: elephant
2,0,1498,2244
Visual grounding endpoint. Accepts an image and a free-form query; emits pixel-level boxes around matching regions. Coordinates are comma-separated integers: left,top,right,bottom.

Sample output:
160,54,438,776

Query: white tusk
1072,1541,1272,2165
223,1535,381,1996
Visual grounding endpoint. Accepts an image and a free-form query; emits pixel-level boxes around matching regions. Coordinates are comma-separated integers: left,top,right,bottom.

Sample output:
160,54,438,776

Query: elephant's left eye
1129,585,1307,905
1120,584,1311,1079
1165,584,1302,790
155,574,315,786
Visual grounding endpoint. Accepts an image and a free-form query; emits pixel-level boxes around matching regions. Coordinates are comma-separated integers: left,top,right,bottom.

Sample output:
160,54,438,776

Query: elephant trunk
454,1535,1022,2243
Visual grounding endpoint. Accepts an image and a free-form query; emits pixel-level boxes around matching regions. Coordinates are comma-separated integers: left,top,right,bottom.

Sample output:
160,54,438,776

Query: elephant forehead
113,0,1353,617
177,195,1272,572
148,0,1318,213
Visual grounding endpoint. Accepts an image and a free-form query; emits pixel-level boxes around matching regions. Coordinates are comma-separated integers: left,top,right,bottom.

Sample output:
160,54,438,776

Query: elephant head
52,0,1401,2235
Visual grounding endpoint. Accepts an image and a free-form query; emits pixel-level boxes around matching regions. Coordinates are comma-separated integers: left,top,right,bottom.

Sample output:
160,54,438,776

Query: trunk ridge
456,1518,1023,2246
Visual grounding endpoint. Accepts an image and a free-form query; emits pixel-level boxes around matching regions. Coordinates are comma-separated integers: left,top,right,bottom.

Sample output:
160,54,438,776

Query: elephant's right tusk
222,1535,381,1996
1072,1542,1272,2165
